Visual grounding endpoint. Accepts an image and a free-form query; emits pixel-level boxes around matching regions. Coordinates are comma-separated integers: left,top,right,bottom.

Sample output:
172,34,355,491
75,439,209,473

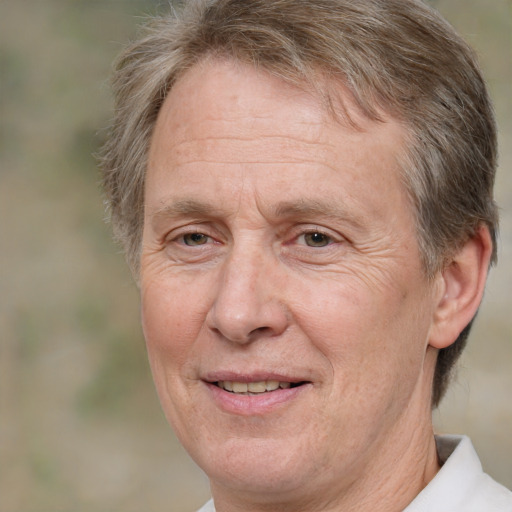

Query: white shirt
196,435,512,512
404,435,512,511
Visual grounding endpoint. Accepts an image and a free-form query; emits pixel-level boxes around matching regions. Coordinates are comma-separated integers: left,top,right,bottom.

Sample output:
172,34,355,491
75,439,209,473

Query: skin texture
140,58,492,512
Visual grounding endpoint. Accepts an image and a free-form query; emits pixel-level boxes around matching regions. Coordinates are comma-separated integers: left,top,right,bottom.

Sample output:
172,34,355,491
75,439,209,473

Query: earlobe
429,225,493,350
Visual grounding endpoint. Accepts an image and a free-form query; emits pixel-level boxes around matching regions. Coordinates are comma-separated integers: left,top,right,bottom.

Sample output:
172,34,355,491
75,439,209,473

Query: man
101,0,512,510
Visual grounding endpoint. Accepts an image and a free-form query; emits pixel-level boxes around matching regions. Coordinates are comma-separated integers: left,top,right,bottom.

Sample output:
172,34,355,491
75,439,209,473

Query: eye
300,231,333,247
182,232,210,246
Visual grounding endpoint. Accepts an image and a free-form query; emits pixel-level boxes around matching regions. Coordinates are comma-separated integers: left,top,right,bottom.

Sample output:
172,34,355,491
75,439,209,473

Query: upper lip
203,371,309,384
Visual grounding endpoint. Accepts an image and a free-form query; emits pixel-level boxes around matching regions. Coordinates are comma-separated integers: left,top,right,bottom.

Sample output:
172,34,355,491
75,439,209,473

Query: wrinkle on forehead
150,57,398,159
146,57,410,236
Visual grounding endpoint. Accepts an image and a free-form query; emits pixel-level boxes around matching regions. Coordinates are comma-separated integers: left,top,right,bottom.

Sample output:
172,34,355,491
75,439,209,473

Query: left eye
300,231,333,247
182,233,210,246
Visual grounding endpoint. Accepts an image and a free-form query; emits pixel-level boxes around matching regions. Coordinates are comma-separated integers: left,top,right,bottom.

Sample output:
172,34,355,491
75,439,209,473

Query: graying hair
100,0,498,406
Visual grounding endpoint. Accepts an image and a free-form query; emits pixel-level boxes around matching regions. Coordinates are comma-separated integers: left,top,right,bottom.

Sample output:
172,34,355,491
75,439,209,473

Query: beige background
1,1,510,511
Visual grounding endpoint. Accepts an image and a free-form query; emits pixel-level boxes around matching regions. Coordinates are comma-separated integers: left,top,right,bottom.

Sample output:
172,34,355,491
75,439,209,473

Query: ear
429,225,493,349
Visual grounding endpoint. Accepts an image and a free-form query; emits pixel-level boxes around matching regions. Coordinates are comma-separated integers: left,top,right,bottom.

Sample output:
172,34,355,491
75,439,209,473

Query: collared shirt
196,435,512,512
404,435,512,511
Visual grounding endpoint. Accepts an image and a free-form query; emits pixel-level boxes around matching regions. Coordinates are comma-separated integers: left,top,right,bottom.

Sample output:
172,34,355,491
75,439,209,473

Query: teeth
232,382,248,393
248,381,267,393
266,380,279,391
217,380,294,394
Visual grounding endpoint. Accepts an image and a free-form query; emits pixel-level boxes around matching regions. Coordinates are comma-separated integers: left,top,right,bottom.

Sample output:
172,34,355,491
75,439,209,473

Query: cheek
140,281,207,431
293,274,430,390
141,280,201,370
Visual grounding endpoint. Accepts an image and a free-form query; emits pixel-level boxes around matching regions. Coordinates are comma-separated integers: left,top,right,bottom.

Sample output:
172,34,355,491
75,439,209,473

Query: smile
206,377,312,415
215,380,304,394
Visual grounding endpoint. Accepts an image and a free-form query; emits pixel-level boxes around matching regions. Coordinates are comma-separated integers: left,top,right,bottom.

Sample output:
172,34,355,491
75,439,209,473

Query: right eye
298,231,333,247
182,232,210,246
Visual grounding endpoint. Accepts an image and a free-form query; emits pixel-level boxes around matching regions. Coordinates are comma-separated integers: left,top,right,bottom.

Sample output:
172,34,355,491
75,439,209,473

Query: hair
100,0,498,407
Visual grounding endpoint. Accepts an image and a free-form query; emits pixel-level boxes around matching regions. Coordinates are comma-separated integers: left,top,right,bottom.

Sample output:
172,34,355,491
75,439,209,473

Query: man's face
141,59,439,503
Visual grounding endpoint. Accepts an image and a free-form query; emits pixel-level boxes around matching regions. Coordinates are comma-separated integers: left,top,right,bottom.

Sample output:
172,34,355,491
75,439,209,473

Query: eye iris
184,233,208,245
305,232,330,247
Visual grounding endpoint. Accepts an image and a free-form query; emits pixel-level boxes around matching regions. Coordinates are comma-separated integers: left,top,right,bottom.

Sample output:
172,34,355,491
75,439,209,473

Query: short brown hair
100,0,498,406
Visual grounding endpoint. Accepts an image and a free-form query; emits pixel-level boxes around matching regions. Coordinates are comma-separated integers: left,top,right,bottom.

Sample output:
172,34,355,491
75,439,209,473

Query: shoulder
405,435,512,512
469,473,512,510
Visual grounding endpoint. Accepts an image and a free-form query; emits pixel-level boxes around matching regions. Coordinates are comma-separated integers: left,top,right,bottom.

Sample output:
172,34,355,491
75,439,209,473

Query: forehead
147,58,409,221
151,58,405,153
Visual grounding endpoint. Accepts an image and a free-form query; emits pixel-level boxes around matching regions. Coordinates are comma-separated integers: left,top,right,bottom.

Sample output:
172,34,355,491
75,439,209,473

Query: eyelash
296,229,336,248
180,232,211,246
164,225,343,261
168,229,215,247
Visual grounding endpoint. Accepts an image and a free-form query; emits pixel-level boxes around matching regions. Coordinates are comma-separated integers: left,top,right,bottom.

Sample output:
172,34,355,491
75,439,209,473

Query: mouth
205,376,312,414
214,380,307,395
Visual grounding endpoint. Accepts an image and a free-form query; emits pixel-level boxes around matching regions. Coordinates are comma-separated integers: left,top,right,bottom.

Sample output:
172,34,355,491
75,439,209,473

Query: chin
192,435,318,496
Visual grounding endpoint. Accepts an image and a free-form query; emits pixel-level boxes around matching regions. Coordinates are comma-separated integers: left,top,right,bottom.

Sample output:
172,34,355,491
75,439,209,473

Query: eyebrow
272,199,366,230
148,199,229,233
151,198,353,217
149,198,366,239
149,199,225,219
149,197,366,233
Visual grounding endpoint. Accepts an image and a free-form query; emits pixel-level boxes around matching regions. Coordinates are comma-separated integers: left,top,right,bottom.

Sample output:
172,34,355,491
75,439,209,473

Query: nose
206,247,289,344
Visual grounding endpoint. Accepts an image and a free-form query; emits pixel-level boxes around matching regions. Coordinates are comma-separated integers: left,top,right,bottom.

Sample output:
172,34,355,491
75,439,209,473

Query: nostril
250,326,272,336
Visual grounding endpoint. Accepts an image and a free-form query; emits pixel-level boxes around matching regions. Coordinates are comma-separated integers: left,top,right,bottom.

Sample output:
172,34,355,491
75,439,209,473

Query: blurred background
0,1,510,511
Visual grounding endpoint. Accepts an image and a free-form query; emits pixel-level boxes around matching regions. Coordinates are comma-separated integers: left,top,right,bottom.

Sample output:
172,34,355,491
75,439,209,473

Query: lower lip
205,382,310,416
